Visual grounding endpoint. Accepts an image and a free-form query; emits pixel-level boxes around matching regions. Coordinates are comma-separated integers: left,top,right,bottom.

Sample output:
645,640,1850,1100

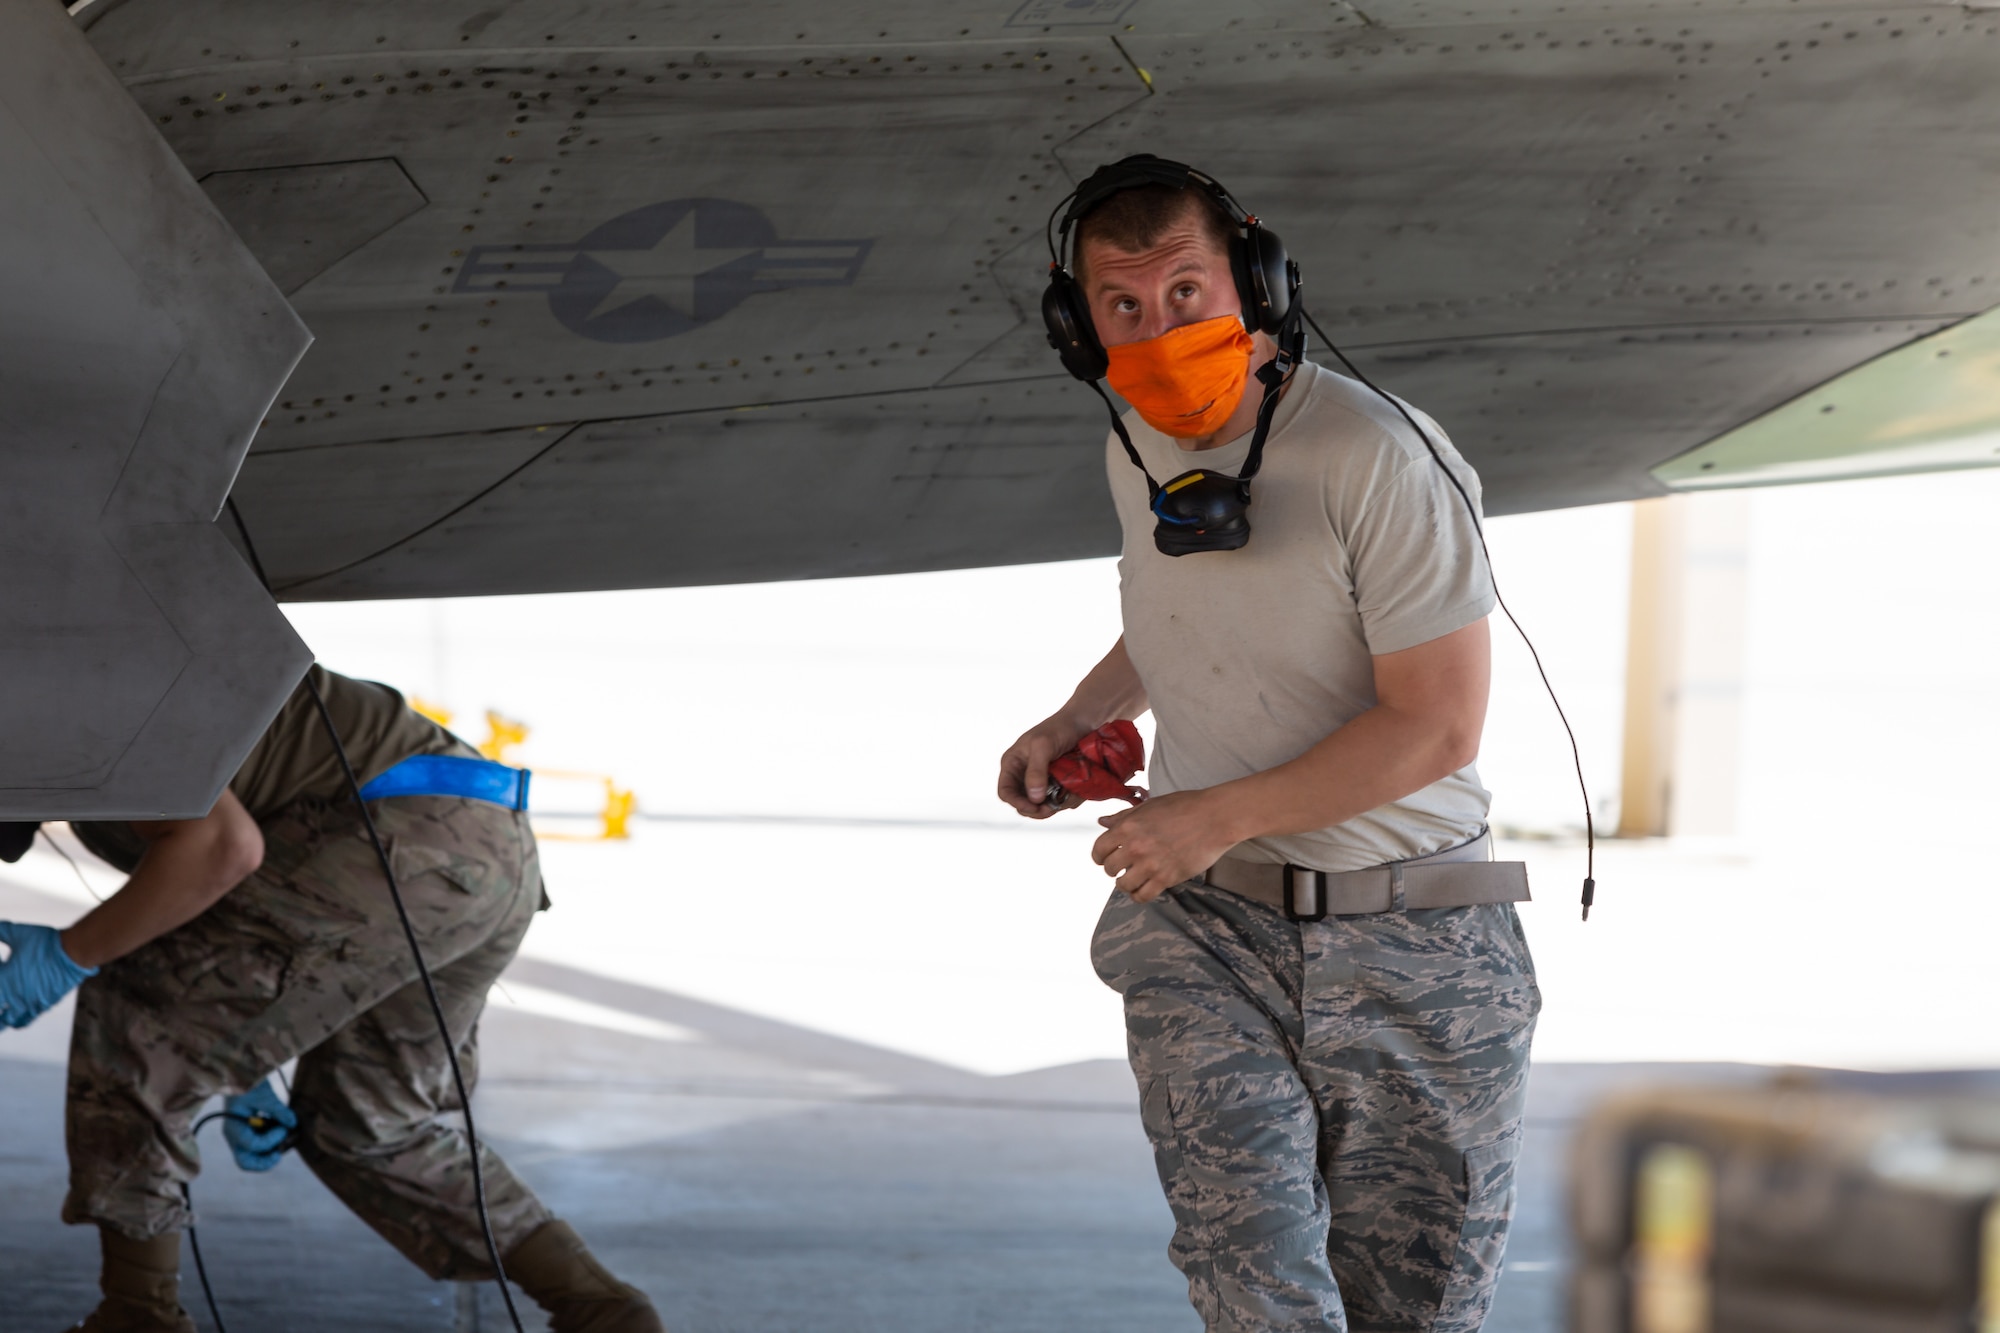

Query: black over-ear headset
1043,155,1304,557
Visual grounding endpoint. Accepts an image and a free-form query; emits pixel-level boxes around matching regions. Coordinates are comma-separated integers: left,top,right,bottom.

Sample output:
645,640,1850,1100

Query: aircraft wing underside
4,0,1997,815
73,0,2000,601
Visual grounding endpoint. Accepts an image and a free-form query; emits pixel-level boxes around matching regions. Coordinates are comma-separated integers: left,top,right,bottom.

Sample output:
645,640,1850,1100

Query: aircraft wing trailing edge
7,0,2000,811
0,0,311,819
62,0,1996,601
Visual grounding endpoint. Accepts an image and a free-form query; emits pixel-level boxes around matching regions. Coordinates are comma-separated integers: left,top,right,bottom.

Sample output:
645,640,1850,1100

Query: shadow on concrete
8,875,1991,1331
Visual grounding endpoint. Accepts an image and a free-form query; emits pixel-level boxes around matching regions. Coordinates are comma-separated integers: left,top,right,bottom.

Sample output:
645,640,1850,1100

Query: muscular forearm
1201,701,1480,847
1000,637,1150,817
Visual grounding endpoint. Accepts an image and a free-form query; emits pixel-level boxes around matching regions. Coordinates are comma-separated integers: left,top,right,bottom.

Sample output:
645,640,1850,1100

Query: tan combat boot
68,1228,198,1333
504,1219,665,1333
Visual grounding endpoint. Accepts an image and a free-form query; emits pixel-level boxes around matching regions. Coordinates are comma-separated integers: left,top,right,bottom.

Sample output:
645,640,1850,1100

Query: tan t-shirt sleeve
1342,423,1497,657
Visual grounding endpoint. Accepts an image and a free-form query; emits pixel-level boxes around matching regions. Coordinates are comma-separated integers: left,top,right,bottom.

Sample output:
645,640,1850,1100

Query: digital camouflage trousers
64,794,552,1280
1092,881,1540,1333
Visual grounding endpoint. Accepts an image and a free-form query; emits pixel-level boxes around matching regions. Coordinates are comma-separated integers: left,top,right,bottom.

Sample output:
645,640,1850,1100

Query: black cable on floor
224,499,529,1331
180,1180,227,1333
1298,308,1598,919
181,1110,247,1333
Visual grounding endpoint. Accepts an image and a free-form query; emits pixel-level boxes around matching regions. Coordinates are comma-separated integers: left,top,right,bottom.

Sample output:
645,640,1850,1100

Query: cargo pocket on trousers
1437,1130,1524,1331
1141,1073,1230,1270
1148,1071,1326,1254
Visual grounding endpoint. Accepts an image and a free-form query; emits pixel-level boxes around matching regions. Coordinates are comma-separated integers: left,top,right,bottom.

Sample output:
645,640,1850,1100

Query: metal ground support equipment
1568,1079,2000,1333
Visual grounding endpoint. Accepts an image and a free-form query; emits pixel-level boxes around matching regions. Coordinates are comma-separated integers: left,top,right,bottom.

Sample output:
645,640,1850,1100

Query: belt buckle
1282,865,1327,922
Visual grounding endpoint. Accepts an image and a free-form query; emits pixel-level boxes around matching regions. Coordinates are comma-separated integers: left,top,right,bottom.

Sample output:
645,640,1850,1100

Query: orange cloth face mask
1105,315,1256,439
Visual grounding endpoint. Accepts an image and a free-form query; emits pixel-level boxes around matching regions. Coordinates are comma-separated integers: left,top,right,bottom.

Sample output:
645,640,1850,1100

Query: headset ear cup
1238,224,1292,335
1229,233,1261,334
1042,269,1108,382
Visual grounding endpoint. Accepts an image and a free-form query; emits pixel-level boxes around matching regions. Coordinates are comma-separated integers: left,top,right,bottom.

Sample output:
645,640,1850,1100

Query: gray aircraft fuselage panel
57,0,2000,605
0,0,313,820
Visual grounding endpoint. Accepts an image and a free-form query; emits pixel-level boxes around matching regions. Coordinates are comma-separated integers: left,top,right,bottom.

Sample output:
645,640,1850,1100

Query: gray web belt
1199,829,1528,921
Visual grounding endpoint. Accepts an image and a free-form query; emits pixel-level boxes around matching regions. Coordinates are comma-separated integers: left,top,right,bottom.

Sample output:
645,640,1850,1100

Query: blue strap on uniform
356,755,532,811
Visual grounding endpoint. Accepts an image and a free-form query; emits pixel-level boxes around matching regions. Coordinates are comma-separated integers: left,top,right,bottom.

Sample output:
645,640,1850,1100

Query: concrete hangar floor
4,861,1989,1333
0,853,1546,1332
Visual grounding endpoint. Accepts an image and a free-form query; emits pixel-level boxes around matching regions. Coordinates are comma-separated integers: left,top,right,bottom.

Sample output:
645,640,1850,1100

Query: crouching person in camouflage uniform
999,158,1539,1331
0,665,663,1333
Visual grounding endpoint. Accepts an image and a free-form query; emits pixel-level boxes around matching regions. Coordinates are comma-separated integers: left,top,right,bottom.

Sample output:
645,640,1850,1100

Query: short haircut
1072,183,1237,289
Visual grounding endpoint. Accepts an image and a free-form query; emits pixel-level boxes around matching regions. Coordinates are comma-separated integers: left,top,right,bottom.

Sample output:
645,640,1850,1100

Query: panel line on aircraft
246,371,1086,464
257,369,1096,593
266,421,586,594
1048,35,1154,186
1339,312,1972,354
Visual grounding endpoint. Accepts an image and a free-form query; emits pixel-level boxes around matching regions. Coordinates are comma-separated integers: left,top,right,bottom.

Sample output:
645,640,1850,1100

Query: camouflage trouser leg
1092,882,1539,1333
288,901,546,1281
64,795,554,1279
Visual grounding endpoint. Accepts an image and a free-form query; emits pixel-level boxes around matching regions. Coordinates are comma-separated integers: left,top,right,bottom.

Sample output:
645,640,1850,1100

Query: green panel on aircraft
1656,305,2000,490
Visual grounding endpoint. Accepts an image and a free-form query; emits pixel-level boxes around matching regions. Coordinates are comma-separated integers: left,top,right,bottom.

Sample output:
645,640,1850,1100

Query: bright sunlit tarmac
186,465,1996,1079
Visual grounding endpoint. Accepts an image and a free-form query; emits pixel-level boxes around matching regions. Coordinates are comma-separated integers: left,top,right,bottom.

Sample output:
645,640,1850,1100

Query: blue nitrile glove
0,921,97,1030
221,1078,298,1172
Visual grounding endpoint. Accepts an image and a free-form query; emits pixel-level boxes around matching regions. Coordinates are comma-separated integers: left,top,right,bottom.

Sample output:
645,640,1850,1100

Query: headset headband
1046,154,1253,273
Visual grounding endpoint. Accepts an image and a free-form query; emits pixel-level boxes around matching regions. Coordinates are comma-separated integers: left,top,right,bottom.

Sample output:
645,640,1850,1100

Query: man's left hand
1092,791,1238,903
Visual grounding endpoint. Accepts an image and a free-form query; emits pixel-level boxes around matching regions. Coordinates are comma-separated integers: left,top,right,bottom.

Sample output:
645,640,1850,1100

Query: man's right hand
1000,637,1149,820
998,717,1088,819
222,1077,298,1171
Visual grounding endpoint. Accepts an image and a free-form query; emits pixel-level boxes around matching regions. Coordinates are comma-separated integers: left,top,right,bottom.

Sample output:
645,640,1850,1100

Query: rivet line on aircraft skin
155,43,1128,434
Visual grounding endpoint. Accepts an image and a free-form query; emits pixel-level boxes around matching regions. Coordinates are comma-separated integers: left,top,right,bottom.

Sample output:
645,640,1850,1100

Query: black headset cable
179,1107,273,1333
181,1176,228,1333
224,499,530,1331
1297,309,1598,919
